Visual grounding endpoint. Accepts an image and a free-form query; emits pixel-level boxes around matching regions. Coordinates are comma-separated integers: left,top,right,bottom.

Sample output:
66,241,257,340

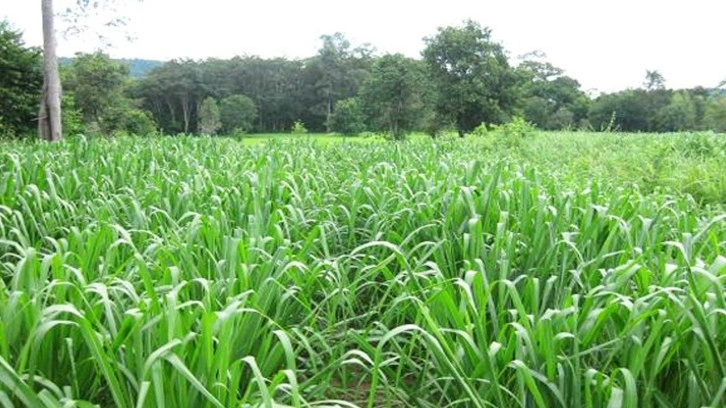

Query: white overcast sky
2,0,725,93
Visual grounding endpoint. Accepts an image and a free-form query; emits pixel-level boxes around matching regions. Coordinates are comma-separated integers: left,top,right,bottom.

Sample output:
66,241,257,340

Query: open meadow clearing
1,132,725,407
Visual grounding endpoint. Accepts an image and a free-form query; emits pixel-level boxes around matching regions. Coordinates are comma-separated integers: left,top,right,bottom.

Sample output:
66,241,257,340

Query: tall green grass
0,132,724,407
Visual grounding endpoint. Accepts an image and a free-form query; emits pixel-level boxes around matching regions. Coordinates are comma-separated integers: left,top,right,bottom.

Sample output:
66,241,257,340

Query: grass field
238,133,389,145
1,132,725,407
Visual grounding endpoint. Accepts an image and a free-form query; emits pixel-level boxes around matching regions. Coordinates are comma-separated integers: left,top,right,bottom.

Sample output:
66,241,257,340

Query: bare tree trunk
165,98,176,126
181,96,190,133
326,83,333,131
39,0,62,141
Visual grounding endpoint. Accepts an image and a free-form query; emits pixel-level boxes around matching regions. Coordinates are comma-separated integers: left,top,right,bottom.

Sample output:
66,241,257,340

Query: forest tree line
2,20,725,138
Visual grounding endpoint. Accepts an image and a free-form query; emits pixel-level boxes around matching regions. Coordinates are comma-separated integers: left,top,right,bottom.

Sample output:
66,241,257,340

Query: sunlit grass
0,132,724,407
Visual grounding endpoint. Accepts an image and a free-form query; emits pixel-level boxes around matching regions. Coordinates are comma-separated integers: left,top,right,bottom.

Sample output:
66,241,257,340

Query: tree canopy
0,22,42,137
423,20,520,136
220,95,257,134
517,55,590,129
327,98,365,135
2,15,725,138
361,54,428,138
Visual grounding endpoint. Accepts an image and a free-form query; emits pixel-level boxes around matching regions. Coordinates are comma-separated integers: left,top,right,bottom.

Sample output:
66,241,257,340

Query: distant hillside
117,58,166,78
59,57,165,78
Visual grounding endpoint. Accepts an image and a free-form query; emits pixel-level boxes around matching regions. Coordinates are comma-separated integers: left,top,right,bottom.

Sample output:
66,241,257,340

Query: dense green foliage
0,22,42,137
62,53,129,129
313,33,373,130
131,34,374,135
3,18,726,137
1,133,724,407
119,108,158,136
60,57,165,78
587,86,717,132
122,30,723,136
219,94,258,134
62,52,158,136
516,55,590,130
423,20,519,136
705,97,726,132
327,98,366,135
361,54,428,139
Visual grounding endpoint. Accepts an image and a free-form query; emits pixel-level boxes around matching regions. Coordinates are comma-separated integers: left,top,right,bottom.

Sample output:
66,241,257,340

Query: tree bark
326,83,333,131
181,96,190,133
40,0,62,141
165,98,176,126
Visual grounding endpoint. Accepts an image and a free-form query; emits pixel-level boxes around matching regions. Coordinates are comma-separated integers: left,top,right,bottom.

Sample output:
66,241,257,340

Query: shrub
423,112,445,138
61,94,86,137
230,128,248,140
220,95,257,134
123,109,157,136
469,122,489,137
469,117,535,148
327,98,365,136
198,97,221,135
489,116,535,147
291,120,308,134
